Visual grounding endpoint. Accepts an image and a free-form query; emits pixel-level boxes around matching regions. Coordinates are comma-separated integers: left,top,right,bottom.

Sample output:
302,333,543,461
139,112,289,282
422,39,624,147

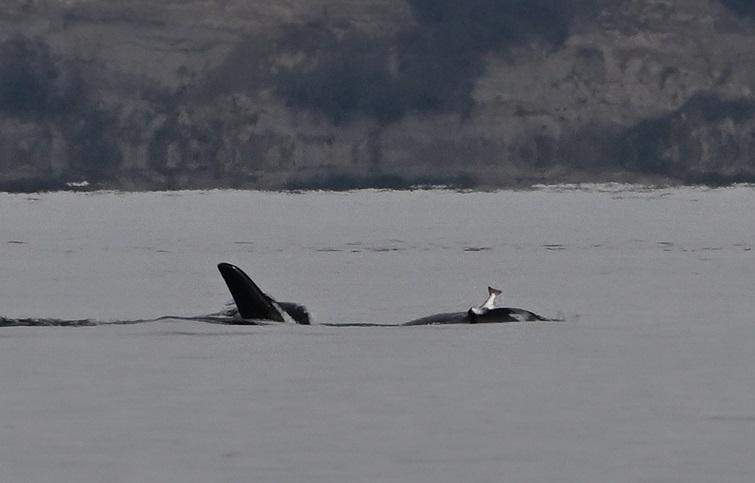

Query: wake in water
0,315,409,328
0,317,99,327
0,316,566,328
0,315,257,327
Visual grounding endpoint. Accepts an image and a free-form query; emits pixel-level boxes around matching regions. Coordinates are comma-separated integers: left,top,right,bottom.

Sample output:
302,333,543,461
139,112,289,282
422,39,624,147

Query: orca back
469,307,549,323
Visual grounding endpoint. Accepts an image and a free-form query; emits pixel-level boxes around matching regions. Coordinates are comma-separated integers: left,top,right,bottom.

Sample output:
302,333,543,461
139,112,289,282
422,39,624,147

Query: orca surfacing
217,262,311,324
0,263,557,327
218,263,554,326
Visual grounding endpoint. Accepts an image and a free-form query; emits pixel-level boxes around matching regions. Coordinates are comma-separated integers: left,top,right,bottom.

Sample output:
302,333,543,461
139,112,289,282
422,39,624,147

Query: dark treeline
0,36,65,116
0,35,121,180
614,94,755,175
274,0,585,124
720,0,755,17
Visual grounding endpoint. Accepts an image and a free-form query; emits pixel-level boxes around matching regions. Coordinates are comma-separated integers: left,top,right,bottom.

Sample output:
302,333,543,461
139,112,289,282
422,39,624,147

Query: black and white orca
218,263,553,326
0,263,554,327
217,262,311,324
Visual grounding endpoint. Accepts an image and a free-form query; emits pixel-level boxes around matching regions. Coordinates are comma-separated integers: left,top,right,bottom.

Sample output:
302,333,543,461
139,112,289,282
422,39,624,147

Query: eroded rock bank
1,0,754,191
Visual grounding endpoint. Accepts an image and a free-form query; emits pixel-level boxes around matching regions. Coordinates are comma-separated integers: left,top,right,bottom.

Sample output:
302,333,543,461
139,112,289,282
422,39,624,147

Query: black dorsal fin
217,263,285,322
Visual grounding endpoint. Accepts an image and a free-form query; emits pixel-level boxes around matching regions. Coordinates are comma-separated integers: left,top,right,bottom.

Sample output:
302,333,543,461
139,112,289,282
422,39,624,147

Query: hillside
1,0,754,190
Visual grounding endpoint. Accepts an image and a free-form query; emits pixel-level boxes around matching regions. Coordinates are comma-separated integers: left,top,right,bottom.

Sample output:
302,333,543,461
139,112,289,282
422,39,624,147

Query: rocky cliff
0,0,754,191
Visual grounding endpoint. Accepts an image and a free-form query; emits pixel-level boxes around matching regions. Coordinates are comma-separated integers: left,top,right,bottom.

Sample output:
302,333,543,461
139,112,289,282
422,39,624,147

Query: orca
0,264,554,327
217,263,311,324
217,263,553,325
401,306,550,326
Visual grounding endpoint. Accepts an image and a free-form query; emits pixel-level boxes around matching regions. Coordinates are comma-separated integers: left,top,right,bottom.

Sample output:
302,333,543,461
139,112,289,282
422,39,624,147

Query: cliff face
0,0,754,191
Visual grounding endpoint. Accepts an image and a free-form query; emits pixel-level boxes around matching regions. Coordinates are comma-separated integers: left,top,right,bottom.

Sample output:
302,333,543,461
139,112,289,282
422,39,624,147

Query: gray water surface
1,186,753,482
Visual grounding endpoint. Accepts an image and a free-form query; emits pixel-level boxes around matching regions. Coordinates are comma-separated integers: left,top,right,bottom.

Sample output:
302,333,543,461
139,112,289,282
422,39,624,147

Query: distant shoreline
2,177,753,194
